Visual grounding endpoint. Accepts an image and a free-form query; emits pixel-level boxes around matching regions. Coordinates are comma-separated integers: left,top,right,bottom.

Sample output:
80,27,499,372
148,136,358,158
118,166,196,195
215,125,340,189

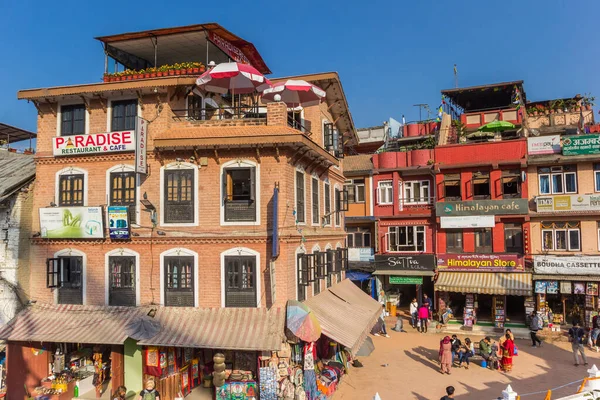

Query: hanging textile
144,347,162,377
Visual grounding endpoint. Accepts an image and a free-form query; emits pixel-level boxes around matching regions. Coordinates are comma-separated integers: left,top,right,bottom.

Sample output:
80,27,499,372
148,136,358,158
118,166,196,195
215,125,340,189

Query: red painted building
434,82,531,328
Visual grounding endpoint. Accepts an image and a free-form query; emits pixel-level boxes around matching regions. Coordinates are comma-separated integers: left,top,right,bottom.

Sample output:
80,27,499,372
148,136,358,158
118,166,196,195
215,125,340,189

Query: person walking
374,304,390,338
457,338,474,369
530,311,543,347
423,293,433,319
500,333,515,372
410,298,419,328
440,386,455,400
418,303,429,333
569,320,588,367
439,336,453,375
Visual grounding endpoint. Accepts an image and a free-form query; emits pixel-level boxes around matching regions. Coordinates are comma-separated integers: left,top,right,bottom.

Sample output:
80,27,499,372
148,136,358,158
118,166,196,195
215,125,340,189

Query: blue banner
108,206,130,239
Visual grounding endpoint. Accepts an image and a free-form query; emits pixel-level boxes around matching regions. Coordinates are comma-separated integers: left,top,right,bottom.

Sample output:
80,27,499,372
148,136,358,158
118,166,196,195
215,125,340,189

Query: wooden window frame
59,174,84,207
164,169,195,224
60,104,86,136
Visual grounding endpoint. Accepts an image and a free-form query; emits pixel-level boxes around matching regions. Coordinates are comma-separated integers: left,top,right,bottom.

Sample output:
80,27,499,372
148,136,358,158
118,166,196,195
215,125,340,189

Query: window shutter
250,167,256,202
324,123,334,150
46,258,60,288
226,171,233,201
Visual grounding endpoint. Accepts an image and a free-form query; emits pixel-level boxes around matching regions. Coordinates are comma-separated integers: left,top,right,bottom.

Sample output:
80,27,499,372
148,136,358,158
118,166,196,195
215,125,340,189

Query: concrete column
502,385,518,400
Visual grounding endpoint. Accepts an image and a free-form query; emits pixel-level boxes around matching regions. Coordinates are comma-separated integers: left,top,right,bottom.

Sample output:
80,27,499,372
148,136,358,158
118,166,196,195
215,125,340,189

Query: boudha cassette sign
53,131,135,156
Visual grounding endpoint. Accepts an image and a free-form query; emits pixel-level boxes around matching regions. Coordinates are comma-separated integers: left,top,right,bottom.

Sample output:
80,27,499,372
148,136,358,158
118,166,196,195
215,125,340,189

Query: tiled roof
0,151,35,203
139,307,285,351
342,154,373,173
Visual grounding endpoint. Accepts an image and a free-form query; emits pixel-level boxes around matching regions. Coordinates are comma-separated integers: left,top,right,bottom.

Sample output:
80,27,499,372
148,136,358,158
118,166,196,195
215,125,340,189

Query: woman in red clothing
418,304,429,333
500,333,515,372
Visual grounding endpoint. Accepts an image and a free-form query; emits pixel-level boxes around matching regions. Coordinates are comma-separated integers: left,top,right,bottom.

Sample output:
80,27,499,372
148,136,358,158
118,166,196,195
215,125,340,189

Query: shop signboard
437,253,524,272
107,206,129,239
374,254,436,272
527,135,561,155
135,117,148,175
440,215,495,228
533,255,600,275
389,276,423,285
53,131,135,156
562,134,600,156
535,194,600,213
435,199,528,216
349,247,375,262
40,207,104,239
208,31,251,65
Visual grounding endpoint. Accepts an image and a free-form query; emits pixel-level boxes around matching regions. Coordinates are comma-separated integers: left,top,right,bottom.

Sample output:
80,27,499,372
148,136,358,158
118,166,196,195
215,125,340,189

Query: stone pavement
335,325,598,399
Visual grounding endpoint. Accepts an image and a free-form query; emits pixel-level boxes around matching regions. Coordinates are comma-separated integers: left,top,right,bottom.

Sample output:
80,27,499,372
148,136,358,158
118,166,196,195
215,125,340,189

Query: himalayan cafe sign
437,254,524,272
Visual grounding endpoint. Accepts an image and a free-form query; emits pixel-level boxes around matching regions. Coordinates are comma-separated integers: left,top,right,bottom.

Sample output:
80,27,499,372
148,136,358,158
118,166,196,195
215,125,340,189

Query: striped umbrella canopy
196,62,271,94
286,300,321,343
262,79,326,107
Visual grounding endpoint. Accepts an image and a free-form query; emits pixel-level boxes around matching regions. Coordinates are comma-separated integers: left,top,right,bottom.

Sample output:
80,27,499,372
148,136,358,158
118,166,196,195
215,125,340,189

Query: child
139,379,160,400
113,386,127,400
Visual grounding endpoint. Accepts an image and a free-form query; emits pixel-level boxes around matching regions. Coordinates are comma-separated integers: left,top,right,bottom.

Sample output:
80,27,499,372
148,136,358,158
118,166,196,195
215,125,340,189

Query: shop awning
138,307,285,351
533,274,600,282
373,270,435,276
435,272,532,296
304,279,381,356
0,304,151,345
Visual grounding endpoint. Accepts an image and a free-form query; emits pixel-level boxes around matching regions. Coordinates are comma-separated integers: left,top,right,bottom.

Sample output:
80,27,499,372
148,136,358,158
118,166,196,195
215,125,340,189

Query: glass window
504,223,523,253
403,180,431,204
474,229,492,253
324,182,331,225
541,222,581,252
387,226,425,252
334,188,341,226
224,167,256,222
297,253,308,302
164,169,194,223
377,180,393,205
472,172,490,199
446,230,463,253
225,256,257,307
501,170,521,199
164,256,194,307
538,166,577,194
109,256,136,307
539,174,551,195
312,178,320,224
61,104,86,136
110,171,136,223
355,180,366,202
59,174,84,207
595,170,600,192
111,100,138,131
345,227,372,248
57,256,83,305
296,171,305,223
444,174,461,201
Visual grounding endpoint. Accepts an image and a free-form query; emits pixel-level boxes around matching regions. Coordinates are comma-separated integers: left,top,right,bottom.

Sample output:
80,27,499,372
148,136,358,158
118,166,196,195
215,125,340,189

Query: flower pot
192,67,199,74
150,72,157,78
169,70,175,76
133,74,139,80
103,76,109,83
145,73,151,78
175,69,182,75
126,75,133,81
410,149,432,166
23,150,33,155
200,66,206,73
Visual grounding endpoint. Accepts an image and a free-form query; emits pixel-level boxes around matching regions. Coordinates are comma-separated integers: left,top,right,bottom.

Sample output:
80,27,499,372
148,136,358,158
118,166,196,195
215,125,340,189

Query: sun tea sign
53,131,135,156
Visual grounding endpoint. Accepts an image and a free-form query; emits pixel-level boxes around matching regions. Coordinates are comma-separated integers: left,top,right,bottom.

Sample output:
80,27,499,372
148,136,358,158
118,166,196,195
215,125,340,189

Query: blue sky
1,0,599,136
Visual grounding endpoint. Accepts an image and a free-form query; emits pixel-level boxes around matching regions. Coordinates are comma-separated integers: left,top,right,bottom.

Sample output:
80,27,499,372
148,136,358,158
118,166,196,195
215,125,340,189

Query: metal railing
172,105,264,121
288,115,313,136
224,200,257,222
398,196,435,209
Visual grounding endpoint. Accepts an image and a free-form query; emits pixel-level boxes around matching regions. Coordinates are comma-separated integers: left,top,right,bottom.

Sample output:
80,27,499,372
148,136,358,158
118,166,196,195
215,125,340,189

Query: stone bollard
501,385,518,400
585,364,600,391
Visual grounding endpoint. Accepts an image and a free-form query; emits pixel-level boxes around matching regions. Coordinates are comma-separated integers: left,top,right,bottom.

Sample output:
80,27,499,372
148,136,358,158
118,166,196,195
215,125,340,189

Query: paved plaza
336,325,599,399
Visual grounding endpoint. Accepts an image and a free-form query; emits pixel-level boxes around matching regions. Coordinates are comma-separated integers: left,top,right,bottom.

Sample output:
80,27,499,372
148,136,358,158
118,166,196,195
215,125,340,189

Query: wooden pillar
111,345,125,392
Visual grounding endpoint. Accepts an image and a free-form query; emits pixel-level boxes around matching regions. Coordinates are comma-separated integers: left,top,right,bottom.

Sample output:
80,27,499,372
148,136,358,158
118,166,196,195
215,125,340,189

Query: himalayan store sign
374,255,436,271
437,254,524,272
527,135,561,155
536,194,600,213
53,131,134,156
435,199,528,216
533,255,600,276
562,134,600,156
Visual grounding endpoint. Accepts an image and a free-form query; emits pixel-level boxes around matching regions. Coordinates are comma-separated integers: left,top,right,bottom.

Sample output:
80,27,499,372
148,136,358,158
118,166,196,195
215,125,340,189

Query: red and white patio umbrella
261,79,326,107
196,62,271,94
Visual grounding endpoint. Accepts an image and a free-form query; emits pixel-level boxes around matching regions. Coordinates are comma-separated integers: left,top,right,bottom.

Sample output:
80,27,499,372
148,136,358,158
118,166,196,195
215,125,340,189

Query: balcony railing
398,197,434,211
172,105,264,121
224,200,257,222
461,107,522,129
288,115,313,136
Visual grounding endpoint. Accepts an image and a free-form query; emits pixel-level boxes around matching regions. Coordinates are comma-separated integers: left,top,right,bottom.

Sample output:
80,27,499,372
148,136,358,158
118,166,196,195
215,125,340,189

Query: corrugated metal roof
138,307,285,351
304,279,380,355
0,304,150,345
342,155,373,173
0,151,35,203
435,272,532,296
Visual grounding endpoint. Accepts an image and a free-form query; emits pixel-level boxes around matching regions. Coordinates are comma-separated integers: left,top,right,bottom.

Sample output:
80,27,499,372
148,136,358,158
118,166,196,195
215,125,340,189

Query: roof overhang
153,133,339,167
0,122,36,143
17,76,197,101
441,80,525,112
272,72,358,147
95,23,271,74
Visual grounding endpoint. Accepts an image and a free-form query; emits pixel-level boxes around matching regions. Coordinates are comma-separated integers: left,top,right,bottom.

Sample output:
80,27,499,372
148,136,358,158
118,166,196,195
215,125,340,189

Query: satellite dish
530,128,540,136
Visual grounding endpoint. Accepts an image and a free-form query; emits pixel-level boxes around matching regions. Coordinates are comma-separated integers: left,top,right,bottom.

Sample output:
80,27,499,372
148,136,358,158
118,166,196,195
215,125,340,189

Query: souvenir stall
534,279,599,327
142,346,258,400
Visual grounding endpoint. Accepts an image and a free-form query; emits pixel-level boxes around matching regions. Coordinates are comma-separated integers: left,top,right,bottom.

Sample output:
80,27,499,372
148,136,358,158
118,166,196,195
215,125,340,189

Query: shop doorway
383,276,433,308
506,295,525,323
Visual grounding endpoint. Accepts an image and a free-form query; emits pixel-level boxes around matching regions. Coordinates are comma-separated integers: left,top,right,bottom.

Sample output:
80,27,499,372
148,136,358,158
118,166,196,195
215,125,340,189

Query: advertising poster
108,206,130,239
40,207,104,239
535,281,547,294
546,281,559,294
560,281,572,294
587,283,599,296
574,282,586,294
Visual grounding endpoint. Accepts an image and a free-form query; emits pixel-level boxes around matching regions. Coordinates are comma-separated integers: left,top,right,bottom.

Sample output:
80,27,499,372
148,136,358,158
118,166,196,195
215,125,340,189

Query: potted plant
168,64,176,76
192,62,200,74
583,93,595,110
